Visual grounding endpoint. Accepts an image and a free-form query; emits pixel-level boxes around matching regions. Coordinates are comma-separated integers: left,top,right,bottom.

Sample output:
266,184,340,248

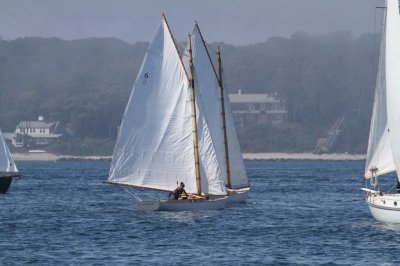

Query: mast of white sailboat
195,22,232,188
216,46,232,188
188,34,202,195
162,14,189,79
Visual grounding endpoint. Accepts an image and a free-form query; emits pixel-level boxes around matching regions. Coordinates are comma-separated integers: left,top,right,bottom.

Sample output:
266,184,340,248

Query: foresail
108,20,197,194
185,24,248,189
0,130,18,173
385,0,400,182
183,26,227,195
365,9,395,179
194,77,227,195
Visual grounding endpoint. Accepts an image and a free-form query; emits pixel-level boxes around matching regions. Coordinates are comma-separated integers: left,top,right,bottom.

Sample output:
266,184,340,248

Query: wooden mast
216,46,232,188
188,34,202,195
195,22,232,188
162,14,190,79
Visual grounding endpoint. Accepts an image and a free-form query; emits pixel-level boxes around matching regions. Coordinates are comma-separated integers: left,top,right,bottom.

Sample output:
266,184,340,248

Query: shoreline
11,152,366,162
12,153,111,161
242,152,365,161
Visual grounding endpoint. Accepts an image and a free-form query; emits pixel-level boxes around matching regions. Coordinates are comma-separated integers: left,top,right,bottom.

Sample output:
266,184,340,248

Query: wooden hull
226,187,250,203
365,190,400,223
0,176,12,194
135,197,227,211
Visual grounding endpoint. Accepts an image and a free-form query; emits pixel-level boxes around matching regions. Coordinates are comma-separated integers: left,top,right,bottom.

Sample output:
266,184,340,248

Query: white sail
108,21,197,193
182,26,228,195
385,0,400,182
185,25,249,189
195,81,227,195
364,9,395,179
0,130,18,174
108,20,226,195
223,91,249,188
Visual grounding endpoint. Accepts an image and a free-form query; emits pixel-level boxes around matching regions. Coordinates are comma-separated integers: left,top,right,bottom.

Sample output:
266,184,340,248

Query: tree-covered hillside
0,32,379,154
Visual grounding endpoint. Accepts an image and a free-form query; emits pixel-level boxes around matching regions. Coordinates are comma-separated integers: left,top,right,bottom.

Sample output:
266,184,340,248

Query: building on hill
8,116,63,148
228,91,287,127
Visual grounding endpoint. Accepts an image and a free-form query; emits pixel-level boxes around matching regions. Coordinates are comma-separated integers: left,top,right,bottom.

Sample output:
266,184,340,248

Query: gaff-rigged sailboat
0,129,19,193
105,16,227,211
362,0,400,223
183,23,250,203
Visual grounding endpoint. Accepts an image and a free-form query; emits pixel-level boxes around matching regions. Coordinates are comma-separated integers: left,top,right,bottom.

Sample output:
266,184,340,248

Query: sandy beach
12,153,111,161
242,152,365,161
11,152,365,161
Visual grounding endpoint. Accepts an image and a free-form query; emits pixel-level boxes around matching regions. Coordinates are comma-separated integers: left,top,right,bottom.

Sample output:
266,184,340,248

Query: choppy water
1,160,400,265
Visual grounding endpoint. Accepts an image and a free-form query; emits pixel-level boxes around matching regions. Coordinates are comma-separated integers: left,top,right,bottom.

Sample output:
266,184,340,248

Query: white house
11,116,62,147
228,91,287,127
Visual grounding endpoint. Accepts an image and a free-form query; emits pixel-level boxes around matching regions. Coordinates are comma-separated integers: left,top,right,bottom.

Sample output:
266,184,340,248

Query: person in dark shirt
170,182,188,200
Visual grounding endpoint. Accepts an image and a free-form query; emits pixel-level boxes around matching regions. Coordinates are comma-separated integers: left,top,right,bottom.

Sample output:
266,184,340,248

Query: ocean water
1,160,400,265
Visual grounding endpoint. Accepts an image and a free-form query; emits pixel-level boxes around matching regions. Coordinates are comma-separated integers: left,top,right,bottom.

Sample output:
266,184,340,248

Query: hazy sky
0,0,384,45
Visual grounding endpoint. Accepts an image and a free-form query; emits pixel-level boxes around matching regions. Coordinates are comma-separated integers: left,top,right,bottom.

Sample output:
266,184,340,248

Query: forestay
364,9,395,179
385,0,400,182
108,20,226,195
0,130,18,174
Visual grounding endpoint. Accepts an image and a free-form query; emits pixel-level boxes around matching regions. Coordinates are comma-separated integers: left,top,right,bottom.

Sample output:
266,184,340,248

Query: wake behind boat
0,129,19,193
363,0,400,223
105,15,228,211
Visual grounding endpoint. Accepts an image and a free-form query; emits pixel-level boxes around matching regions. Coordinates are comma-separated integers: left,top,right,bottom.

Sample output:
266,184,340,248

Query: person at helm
170,182,188,200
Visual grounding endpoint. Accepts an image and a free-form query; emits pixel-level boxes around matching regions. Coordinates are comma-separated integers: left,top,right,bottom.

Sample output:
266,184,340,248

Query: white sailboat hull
226,187,250,203
365,191,400,223
135,197,227,211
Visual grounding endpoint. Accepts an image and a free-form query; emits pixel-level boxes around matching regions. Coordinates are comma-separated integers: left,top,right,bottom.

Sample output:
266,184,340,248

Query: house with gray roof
228,91,287,127
11,116,63,147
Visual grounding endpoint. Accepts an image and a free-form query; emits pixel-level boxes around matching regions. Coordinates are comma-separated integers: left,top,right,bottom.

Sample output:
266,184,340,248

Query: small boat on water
0,129,19,193
183,23,250,203
363,0,400,223
105,15,228,211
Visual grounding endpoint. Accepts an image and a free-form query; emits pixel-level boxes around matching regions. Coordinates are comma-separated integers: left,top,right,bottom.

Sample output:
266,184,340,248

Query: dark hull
0,176,12,193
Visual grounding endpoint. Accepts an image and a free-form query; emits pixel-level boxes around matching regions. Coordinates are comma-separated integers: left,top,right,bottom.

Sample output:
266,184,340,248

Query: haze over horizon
0,0,384,45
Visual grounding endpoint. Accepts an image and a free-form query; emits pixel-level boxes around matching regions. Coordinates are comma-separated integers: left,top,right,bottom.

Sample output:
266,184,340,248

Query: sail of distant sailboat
0,129,19,193
362,0,400,223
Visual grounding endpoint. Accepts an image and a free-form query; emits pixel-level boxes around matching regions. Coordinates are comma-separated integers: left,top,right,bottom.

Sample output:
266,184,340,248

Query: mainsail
385,0,400,182
184,24,249,189
364,9,395,179
0,130,18,174
108,19,226,195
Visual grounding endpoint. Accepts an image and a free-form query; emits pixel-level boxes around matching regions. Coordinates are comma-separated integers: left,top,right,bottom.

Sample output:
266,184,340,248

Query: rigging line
136,188,160,200
124,186,160,201
124,187,142,201
176,41,187,53
387,183,396,193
